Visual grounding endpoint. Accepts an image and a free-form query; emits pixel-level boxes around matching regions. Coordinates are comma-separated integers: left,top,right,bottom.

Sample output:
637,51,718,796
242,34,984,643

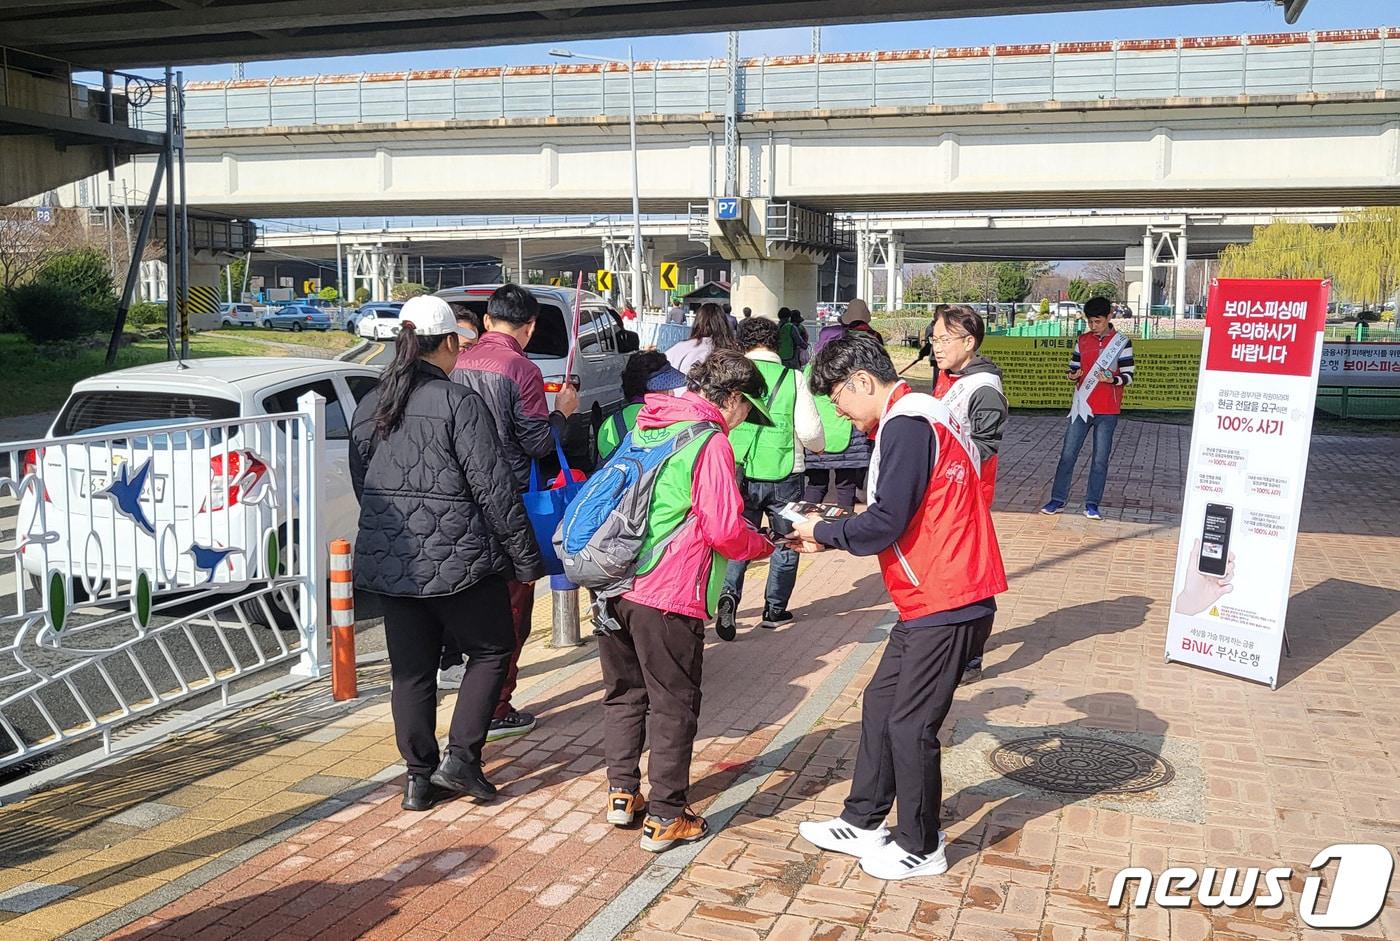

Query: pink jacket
623,392,773,620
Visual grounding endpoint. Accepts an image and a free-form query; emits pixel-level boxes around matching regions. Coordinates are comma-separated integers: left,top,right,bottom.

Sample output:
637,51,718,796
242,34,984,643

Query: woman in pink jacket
600,350,776,852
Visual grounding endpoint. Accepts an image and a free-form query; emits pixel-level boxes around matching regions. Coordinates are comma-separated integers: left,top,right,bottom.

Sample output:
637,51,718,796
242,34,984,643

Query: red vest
933,370,999,505
1076,330,1126,416
871,385,1008,622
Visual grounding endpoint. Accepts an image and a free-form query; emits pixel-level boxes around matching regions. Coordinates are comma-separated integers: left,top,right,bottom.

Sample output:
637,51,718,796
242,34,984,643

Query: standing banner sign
1164,278,1330,688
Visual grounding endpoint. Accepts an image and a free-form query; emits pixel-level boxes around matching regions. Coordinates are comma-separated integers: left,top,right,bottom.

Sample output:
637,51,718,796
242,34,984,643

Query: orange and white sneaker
606,788,646,826
640,807,709,852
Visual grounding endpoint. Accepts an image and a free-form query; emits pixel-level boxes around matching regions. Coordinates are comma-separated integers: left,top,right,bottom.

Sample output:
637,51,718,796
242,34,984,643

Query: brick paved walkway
0,416,1396,940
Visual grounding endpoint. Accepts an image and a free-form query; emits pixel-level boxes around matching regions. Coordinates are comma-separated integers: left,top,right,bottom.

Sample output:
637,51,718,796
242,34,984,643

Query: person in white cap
349,294,545,813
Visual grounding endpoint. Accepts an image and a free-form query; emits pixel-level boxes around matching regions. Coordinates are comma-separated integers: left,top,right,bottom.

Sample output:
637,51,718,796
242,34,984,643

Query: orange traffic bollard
329,538,358,700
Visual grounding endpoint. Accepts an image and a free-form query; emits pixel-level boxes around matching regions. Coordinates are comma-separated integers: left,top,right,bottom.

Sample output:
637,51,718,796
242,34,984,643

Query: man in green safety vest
716,316,826,641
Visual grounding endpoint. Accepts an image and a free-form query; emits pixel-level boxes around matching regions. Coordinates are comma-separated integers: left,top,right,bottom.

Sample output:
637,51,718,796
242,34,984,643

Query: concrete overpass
255,207,1345,311
99,28,1400,219
2,0,1246,70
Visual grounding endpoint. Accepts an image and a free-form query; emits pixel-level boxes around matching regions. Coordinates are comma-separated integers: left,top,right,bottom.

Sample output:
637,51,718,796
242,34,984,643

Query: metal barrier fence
0,393,327,771
140,28,1400,132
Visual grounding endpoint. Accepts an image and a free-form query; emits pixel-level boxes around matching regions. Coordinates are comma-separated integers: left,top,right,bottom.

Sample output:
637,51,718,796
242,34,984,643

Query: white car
354,303,405,340
18,358,378,626
219,303,259,328
436,284,636,417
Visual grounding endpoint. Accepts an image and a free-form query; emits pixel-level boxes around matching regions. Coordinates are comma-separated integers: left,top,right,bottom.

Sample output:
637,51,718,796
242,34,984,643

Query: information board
1163,278,1330,688
979,335,1394,410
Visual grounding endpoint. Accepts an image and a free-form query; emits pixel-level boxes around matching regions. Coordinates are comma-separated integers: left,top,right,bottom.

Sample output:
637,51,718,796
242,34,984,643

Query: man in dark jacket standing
452,284,578,742
350,296,545,811
792,333,1007,881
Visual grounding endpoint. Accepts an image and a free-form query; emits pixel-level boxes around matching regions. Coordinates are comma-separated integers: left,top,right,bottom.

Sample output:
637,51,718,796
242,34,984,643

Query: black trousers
841,615,991,855
803,467,866,512
598,597,705,819
380,577,516,778
967,614,996,665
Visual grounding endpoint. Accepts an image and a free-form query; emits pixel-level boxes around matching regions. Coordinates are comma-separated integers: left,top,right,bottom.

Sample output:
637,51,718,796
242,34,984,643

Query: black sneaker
485,709,537,742
715,592,739,642
430,750,497,802
759,607,793,630
402,774,453,812
960,657,983,686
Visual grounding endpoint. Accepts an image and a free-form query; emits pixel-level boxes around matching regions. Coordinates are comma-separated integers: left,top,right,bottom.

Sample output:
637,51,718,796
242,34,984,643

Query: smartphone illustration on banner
1198,503,1233,577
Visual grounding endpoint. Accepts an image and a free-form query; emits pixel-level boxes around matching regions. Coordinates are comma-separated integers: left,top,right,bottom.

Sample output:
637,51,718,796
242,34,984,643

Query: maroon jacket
453,331,565,493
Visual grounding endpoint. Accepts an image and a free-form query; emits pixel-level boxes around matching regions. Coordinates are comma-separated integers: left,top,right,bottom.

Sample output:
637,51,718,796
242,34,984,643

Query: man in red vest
1040,295,1135,520
791,332,1008,881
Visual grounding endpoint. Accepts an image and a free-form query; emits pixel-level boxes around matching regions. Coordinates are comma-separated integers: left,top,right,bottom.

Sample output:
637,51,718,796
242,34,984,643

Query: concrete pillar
886,232,905,312
731,258,785,318
856,230,873,304
782,257,820,319
1140,229,1154,316
1174,231,1188,316
1124,245,1146,315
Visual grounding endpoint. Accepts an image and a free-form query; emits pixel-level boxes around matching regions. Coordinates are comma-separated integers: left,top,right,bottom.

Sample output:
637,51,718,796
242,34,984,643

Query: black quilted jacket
349,361,544,597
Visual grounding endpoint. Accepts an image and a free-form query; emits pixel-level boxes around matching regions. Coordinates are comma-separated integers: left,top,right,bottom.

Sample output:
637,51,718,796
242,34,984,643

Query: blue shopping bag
523,430,585,577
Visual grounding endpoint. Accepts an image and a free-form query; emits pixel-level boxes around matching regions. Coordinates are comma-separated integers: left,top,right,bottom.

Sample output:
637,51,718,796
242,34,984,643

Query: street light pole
553,46,644,313
627,45,643,314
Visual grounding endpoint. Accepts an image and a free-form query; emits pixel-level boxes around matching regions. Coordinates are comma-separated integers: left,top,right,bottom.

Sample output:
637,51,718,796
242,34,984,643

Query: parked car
219,302,259,328
435,283,637,421
18,358,379,627
352,302,406,340
265,304,333,332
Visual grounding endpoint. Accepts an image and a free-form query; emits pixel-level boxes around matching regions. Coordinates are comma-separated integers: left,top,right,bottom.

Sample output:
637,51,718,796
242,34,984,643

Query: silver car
264,304,333,332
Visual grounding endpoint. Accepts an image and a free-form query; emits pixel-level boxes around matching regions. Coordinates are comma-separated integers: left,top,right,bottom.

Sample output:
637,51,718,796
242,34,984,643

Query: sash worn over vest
1069,330,1129,422
866,384,1007,621
934,370,1003,505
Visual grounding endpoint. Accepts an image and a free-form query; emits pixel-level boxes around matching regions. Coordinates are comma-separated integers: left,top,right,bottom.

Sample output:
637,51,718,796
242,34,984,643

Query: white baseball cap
399,295,473,338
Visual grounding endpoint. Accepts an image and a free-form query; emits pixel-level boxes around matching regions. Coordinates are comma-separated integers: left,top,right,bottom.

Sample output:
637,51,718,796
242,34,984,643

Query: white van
435,285,637,418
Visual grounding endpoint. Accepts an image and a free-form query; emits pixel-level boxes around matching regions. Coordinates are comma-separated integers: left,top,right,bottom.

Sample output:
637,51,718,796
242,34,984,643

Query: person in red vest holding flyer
1041,296,1135,520
929,304,1007,684
790,332,1007,881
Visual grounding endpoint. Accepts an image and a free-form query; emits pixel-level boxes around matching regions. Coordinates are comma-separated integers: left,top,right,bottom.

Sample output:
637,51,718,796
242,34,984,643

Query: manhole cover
989,735,1175,795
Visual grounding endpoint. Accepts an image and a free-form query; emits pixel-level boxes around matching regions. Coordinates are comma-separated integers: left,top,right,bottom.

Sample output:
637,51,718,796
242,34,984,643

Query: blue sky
180,0,1394,81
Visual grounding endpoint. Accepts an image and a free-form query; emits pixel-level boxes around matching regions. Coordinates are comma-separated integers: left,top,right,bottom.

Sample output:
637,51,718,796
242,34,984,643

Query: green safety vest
729,359,797,481
777,322,799,361
596,403,642,461
806,364,854,454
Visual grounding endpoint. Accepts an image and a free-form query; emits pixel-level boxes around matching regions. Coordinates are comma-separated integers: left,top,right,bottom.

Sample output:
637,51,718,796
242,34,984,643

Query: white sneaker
858,833,949,881
437,663,465,690
798,817,891,858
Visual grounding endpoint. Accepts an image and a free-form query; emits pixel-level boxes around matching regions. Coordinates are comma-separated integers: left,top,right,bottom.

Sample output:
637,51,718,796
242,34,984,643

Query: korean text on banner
1164,278,1330,688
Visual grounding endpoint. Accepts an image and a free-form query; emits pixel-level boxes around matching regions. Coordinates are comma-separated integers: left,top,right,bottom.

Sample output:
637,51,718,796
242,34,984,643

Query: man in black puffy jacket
351,295,544,811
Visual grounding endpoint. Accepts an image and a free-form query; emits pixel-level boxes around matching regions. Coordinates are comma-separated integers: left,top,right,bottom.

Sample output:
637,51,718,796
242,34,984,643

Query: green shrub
127,301,167,329
354,287,371,305
35,249,118,334
390,282,427,301
5,280,89,343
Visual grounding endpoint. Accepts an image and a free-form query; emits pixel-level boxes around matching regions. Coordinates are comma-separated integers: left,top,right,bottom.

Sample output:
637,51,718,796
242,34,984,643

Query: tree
0,207,90,292
1090,281,1117,300
1083,261,1127,302
37,248,117,332
904,272,938,304
317,286,339,302
221,256,248,302
390,282,427,301
1066,278,1091,303
994,262,1033,303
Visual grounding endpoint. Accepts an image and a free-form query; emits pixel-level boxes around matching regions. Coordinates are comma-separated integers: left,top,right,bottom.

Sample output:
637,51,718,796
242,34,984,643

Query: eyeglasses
930,332,971,347
830,376,857,408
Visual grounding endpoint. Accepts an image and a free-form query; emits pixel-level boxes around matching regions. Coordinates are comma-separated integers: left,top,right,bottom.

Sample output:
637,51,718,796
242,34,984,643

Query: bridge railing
136,28,1400,133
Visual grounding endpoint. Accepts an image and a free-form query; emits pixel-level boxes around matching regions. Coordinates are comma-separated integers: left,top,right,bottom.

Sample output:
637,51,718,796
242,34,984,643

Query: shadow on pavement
980,595,1153,681
107,846,498,940
1277,578,1400,689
